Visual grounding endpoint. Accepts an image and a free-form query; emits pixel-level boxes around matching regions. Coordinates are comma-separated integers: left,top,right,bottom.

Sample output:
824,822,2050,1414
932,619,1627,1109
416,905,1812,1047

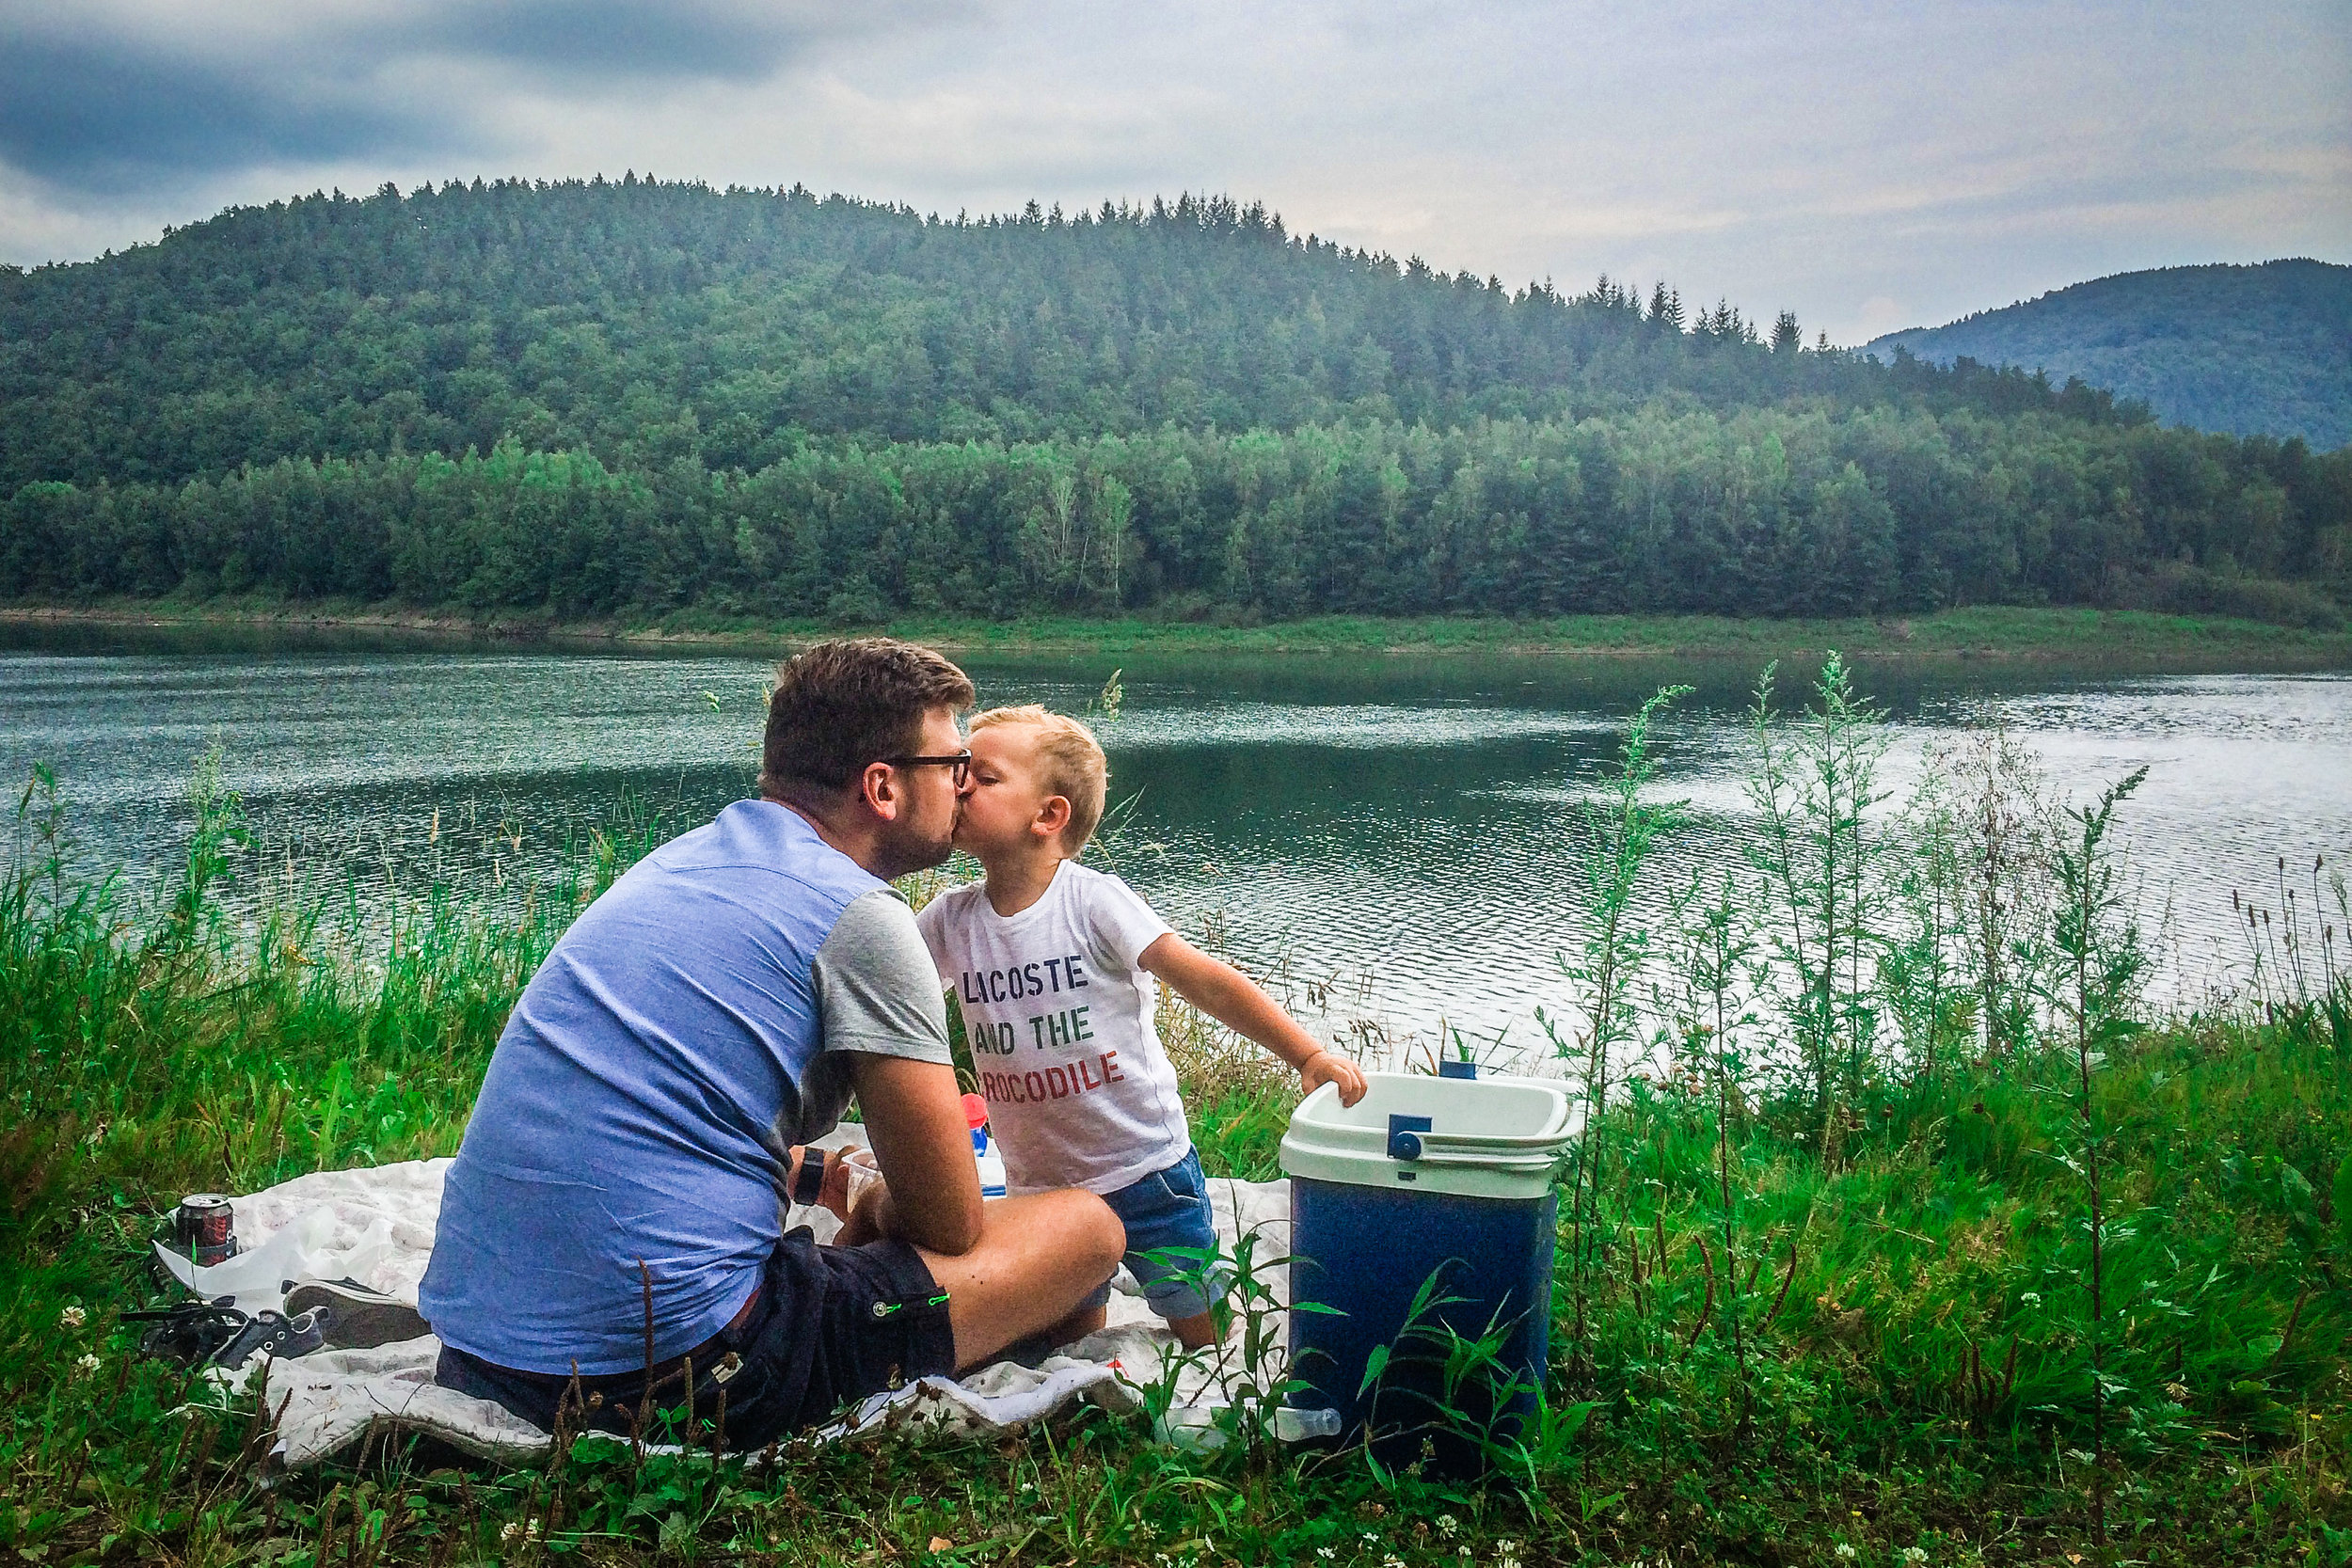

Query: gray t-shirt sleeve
811,887,956,1066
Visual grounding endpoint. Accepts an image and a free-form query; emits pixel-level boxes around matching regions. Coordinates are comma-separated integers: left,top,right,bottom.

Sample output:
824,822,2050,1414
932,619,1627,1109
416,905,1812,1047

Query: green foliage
1744,654,1897,1159
1551,684,1687,1370
9,408,2345,626
3,181,2346,626
1,180,2141,497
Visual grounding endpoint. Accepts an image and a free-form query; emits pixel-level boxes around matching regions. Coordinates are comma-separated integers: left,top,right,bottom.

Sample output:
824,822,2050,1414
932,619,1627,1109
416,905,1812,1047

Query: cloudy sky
2,0,2344,342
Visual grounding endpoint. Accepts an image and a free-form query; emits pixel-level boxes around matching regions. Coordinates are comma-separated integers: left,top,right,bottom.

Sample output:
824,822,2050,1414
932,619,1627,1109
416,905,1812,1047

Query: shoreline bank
6,597,2351,668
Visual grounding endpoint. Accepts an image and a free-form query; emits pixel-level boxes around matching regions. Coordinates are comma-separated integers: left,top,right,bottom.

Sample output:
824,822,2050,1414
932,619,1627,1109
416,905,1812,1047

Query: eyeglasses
881,750,973,787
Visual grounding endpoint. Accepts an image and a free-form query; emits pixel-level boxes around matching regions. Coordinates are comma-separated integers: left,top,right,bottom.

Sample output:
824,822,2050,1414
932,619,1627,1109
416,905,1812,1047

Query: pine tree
1650,282,1687,333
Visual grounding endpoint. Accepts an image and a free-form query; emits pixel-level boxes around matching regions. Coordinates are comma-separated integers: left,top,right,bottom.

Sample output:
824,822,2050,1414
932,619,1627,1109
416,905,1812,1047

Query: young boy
915,705,1368,1350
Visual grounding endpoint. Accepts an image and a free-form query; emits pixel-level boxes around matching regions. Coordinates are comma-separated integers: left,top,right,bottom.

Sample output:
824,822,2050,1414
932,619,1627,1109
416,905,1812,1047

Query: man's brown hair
760,639,976,808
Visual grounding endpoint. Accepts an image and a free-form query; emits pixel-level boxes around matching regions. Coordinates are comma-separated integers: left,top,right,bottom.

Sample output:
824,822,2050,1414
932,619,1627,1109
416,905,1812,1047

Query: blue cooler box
1279,1069,1574,1475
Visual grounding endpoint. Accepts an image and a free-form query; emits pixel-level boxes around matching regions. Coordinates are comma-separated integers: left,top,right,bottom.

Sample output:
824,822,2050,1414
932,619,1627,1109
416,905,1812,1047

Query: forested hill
1866,261,2352,451
4,177,2115,493
2,178,2347,628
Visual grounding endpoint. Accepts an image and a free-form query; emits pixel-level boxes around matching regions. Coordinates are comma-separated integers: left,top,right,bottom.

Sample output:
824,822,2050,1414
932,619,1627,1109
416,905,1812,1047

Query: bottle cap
961,1092,990,1130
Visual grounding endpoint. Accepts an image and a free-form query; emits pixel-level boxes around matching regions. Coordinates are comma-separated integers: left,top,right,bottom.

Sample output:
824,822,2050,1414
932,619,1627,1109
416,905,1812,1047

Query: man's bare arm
844,1052,984,1255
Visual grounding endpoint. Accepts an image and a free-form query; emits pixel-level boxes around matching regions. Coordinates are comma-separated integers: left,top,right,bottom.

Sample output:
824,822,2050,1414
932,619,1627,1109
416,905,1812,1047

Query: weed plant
4,673,2350,1567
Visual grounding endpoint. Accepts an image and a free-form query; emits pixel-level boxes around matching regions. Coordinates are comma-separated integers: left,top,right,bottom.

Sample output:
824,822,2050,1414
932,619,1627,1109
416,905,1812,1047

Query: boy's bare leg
1039,1306,1217,1353
1040,1301,1108,1348
912,1190,1126,1372
1166,1309,1218,1350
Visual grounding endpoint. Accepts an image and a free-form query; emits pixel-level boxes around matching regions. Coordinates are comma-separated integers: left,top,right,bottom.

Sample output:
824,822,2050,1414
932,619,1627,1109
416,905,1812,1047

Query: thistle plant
153,744,248,963
1089,667,1125,725
1744,655,1891,1164
1941,727,2060,1060
1657,873,1761,1386
2039,766,2149,1558
1550,684,1688,1374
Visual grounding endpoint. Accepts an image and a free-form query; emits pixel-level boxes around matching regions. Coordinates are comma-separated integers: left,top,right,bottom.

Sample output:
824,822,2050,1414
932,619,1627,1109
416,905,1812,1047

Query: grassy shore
7,596,2352,667
3,699,2349,1566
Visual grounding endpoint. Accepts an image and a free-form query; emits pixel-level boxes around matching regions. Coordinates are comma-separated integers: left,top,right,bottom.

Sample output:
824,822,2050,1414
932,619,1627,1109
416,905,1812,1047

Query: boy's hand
1300,1050,1368,1107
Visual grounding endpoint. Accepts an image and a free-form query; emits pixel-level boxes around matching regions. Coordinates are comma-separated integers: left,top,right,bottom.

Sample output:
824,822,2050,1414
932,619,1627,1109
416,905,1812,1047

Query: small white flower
1900,1549,1928,1565
74,1353,101,1374
1384,1557,1406,1568
1835,1549,1857,1561
1316,1550,1336,1561
2020,1291,2042,1308
58,1305,87,1331
498,1520,541,1544
1438,1514,1458,1538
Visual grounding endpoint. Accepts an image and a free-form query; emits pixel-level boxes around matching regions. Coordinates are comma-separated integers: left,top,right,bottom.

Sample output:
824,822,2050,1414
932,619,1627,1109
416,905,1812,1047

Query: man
420,638,1126,1443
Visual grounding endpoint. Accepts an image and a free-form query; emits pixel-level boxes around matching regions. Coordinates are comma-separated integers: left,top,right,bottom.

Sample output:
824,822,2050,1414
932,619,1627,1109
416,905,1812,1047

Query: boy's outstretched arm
1138,933,1369,1106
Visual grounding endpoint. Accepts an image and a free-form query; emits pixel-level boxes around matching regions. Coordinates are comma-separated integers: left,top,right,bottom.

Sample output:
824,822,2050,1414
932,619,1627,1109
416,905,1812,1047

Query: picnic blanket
162,1134,1294,1468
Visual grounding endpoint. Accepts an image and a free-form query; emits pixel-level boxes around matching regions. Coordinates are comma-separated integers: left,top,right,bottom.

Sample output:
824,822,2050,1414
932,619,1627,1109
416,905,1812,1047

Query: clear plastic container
962,1092,1007,1198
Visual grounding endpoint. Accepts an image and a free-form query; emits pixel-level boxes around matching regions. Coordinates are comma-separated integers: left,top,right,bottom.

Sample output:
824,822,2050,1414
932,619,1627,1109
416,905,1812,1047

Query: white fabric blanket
167,1143,1294,1468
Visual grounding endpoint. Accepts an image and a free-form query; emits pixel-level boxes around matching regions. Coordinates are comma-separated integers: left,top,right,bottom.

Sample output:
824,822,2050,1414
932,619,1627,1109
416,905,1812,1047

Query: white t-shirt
914,861,1189,1196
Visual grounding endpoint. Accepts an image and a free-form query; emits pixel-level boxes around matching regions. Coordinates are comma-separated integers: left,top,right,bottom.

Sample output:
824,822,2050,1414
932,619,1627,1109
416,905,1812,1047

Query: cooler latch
1386,1114,1432,1161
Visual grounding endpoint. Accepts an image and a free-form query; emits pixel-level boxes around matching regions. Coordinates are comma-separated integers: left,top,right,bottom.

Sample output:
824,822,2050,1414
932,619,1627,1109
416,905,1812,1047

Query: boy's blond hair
970,705,1107,853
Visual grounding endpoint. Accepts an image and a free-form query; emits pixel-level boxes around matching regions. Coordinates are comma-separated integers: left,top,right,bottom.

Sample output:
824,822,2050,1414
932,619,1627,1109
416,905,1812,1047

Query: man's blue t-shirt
419,800,953,1376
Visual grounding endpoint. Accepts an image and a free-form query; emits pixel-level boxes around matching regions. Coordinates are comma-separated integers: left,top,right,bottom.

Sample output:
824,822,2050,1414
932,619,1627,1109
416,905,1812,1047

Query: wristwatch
790,1148,829,1207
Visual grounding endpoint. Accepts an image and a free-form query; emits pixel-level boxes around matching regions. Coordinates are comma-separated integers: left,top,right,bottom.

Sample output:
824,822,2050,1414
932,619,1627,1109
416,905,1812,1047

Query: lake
4,621,2347,1070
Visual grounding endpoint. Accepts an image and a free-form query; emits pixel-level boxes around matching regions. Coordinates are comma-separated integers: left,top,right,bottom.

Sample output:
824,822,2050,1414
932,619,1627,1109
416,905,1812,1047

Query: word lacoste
959,957,1089,1005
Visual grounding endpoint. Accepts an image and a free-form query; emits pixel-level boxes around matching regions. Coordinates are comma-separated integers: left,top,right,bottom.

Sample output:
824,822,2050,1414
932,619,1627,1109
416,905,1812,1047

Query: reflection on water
4,624,2347,1069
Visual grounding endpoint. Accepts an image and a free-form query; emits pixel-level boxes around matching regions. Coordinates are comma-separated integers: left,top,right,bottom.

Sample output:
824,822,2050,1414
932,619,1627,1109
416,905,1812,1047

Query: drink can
176,1194,237,1267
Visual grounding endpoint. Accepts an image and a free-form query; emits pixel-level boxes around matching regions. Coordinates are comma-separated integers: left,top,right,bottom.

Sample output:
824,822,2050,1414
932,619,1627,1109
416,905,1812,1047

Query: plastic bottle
962,1092,1007,1198
1273,1405,1343,1442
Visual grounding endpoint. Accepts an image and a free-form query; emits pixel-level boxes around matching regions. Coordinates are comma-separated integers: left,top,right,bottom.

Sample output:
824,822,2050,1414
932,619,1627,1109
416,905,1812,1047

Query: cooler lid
1279,1070,1574,1200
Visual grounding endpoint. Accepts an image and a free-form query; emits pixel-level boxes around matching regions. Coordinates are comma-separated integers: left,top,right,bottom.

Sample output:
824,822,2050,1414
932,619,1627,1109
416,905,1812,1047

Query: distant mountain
1866,260,2352,451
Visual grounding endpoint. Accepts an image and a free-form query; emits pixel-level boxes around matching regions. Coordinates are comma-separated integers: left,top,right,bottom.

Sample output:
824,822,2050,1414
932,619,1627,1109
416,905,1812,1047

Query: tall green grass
3,675,2349,1567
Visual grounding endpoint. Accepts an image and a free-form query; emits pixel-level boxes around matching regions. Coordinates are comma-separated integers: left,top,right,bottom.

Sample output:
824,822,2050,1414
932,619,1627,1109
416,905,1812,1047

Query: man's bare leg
914,1190,1126,1372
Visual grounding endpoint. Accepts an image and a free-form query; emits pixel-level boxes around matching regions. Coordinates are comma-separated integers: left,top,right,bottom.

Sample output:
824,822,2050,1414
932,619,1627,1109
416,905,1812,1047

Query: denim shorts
1086,1148,1231,1321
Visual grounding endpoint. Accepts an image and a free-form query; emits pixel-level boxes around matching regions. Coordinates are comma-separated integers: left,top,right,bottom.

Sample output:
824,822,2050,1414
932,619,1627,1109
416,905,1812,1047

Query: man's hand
786,1144,862,1220
1301,1050,1368,1106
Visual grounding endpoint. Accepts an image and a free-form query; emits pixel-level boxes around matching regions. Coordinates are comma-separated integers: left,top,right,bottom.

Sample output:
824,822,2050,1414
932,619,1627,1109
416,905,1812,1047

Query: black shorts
434,1227,956,1448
